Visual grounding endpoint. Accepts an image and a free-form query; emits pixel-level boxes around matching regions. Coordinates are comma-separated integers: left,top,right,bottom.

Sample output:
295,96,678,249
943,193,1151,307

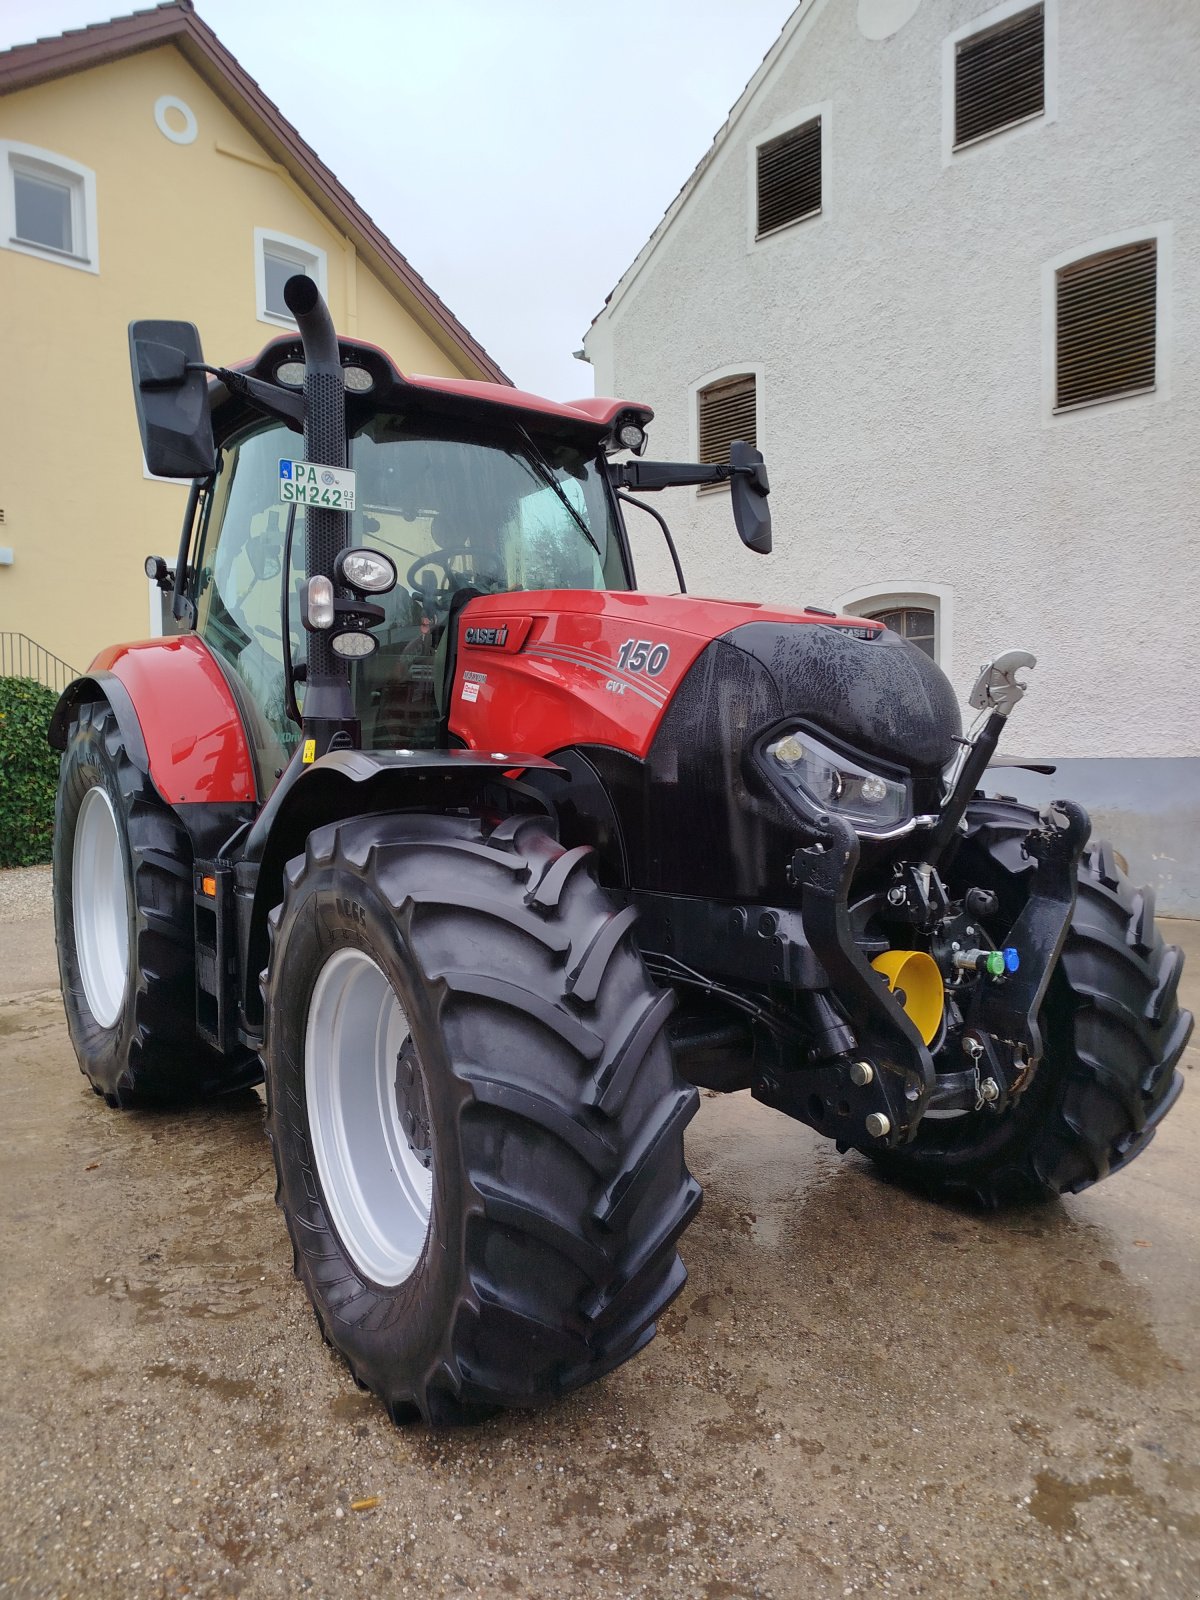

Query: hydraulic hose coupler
952,947,1020,978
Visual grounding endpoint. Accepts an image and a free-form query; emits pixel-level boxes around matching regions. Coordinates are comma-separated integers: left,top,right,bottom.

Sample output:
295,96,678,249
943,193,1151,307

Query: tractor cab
192,401,629,792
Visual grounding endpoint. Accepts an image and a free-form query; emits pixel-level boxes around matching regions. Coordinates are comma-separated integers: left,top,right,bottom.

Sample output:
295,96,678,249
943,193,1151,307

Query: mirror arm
190,363,305,429
171,476,208,624
610,458,769,494
610,459,732,491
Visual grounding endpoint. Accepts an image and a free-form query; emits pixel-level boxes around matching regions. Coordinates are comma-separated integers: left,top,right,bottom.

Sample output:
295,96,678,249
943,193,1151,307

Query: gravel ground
0,908,1196,1599
0,861,52,921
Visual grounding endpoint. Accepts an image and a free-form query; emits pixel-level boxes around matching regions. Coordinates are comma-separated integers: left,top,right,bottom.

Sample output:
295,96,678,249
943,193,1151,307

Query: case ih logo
465,626,509,648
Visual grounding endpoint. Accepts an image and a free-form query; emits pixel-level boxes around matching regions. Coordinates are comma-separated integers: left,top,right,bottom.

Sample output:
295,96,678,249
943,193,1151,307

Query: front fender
238,747,565,1036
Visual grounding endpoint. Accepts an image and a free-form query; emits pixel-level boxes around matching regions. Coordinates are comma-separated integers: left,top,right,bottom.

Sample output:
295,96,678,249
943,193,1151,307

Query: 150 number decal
616,638,670,676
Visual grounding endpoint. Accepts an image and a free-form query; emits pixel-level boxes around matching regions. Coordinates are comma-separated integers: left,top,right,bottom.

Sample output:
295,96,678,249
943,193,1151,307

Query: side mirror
128,319,216,479
729,440,771,555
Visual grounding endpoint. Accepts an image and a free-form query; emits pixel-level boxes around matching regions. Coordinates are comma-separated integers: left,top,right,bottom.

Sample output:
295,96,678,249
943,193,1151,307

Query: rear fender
49,638,257,806
238,747,564,1037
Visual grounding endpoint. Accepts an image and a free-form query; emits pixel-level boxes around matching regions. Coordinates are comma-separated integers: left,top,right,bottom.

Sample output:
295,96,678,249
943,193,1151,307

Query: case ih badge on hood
47,273,1191,1428
464,625,508,647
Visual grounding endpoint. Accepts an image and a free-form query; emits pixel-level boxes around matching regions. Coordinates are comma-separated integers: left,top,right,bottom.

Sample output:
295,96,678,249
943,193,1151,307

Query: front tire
868,798,1192,1207
53,700,258,1106
263,811,701,1424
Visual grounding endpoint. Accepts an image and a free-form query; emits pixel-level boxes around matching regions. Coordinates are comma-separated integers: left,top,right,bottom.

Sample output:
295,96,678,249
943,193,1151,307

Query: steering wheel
405,545,477,592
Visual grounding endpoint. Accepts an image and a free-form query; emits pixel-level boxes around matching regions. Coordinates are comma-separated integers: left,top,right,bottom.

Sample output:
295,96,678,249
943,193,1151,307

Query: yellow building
0,0,505,676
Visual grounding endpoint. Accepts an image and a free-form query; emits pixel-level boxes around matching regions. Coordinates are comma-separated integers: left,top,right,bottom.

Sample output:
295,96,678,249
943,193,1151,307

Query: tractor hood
719,620,963,778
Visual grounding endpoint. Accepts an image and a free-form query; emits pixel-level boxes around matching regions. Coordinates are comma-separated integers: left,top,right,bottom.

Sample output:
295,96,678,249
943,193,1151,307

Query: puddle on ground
1028,1447,1200,1538
0,994,65,1037
330,1390,378,1422
146,1361,256,1401
92,1259,270,1323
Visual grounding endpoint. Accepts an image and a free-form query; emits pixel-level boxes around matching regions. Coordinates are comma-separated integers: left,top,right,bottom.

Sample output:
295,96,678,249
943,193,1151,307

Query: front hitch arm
966,798,1091,1063
753,814,936,1149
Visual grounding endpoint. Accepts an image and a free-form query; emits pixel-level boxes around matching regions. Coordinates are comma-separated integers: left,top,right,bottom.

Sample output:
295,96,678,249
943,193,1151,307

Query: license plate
278,459,357,511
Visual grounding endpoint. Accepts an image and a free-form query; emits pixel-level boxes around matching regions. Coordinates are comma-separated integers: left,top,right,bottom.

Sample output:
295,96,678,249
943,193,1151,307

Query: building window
1,142,98,272
697,374,757,480
954,3,1045,148
1055,240,1157,412
839,585,952,666
756,117,821,238
869,605,936,660
254,228,327,327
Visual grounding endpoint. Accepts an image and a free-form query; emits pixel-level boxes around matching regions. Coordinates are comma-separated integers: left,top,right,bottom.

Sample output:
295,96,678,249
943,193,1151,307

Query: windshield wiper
512,424,603,562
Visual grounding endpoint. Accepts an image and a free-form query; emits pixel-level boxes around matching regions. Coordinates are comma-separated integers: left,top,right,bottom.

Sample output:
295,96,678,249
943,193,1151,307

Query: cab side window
194,422,303,787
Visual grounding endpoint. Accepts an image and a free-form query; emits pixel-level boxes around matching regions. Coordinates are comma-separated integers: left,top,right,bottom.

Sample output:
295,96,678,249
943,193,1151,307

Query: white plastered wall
587,0,1200,762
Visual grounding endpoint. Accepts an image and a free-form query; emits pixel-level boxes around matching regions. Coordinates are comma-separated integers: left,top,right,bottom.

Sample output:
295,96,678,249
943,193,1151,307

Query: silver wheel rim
305,948,433,1287
72,786,131,1029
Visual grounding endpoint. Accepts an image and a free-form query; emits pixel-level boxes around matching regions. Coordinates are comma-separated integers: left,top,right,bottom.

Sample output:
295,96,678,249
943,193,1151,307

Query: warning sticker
461,681,480,703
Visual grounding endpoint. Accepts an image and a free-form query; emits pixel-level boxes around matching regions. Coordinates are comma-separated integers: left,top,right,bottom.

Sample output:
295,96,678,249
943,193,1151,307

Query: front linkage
754,792,1090,1151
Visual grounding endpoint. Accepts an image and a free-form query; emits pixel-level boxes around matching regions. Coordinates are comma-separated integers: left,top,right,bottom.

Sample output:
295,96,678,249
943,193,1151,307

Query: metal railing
0,632,78,693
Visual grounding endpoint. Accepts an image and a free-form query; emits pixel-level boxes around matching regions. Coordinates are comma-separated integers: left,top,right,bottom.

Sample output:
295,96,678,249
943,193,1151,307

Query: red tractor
51,277,1190,1424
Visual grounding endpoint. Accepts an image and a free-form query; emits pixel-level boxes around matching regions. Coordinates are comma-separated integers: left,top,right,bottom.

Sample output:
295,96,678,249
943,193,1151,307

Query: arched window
689,364,764,492
869,605,935,659
835,584,953,670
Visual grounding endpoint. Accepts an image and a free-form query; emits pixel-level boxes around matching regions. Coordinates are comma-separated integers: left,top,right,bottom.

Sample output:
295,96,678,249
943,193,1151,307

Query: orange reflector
201,875,217,898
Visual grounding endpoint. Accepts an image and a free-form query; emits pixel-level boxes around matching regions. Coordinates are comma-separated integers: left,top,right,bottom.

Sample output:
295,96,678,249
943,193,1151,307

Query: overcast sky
1,0,796,397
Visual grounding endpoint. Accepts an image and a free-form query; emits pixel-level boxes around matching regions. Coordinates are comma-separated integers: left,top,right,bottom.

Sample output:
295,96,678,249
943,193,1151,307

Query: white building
585,0,1200,914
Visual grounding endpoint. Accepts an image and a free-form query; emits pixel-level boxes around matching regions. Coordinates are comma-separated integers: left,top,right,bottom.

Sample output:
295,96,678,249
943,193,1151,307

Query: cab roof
210,334,652,449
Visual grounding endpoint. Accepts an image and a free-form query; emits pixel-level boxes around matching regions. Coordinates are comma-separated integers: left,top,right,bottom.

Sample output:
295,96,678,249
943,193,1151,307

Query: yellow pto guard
870,949,945,1045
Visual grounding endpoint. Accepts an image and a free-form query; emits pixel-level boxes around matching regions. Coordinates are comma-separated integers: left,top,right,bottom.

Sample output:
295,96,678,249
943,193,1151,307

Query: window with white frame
869,605,935,659
955,4,1045,148
942,0,1056,163
756,117,822,238
254,228,327,327
837,586,952,668
1055,239,1158,411
697,374,757,467
1,142,98,272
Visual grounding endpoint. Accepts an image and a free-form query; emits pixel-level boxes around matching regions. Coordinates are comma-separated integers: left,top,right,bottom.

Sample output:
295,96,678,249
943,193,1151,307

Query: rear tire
867,798,1192,1207
262,811,701,1424
53,700,259,1106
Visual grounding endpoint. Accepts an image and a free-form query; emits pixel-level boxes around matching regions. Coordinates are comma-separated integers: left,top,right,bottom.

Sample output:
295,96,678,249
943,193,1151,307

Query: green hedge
0,678,60,869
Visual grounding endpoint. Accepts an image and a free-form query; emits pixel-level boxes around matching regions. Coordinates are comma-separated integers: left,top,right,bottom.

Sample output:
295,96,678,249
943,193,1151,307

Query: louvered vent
698,375,757,474
756,118,821,237
1056,241,1157,411
955,4,1044,148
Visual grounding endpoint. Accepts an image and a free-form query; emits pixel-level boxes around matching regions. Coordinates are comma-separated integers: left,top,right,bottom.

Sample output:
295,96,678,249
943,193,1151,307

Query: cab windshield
354,413,627,597
193,414,626,782
348,415,627,749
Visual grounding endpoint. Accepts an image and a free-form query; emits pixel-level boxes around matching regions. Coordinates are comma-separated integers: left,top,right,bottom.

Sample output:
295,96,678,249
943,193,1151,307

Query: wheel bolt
866,1112,891,1139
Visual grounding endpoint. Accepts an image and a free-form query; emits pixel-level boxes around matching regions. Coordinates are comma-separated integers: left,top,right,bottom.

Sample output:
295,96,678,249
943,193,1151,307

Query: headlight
759,728,910,834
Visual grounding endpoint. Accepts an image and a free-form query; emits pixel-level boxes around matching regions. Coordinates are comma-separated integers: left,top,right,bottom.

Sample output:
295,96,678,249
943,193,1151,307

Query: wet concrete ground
0,872,1197,1599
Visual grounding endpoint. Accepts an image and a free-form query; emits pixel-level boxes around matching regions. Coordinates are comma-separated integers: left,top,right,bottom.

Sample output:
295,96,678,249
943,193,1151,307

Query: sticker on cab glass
279,459,357,512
